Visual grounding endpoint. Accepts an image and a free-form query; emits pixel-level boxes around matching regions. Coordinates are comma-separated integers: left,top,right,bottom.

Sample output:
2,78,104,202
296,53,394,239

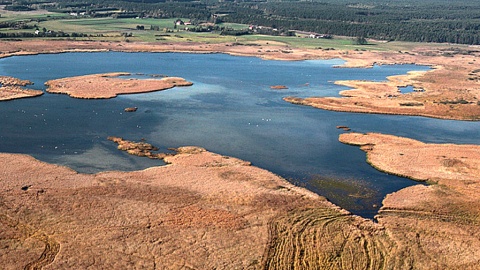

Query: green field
0,12,67,23
40,17,189,34
0,12,460,52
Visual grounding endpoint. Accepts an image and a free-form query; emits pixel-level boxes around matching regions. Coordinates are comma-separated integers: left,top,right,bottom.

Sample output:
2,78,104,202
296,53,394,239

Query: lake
1,52,478,218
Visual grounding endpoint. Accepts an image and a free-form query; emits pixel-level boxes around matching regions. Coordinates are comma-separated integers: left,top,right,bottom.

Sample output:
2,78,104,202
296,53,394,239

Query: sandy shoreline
1,39,480,268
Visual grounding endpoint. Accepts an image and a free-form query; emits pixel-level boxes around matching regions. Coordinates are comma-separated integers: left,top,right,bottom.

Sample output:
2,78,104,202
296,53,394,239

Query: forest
4,0,480,45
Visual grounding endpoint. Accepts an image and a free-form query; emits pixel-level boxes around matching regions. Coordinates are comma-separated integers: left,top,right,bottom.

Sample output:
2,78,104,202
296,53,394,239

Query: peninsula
285,49,480,121
0,76,42,101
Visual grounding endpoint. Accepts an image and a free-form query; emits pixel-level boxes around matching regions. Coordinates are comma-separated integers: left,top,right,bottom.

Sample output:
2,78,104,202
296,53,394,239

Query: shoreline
0,39,404,63
2,40,479,121
1,135,479,268
283,51,480,121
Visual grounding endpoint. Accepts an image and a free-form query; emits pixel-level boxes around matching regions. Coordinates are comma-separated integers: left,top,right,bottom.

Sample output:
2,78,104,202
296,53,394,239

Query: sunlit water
1,52,478,218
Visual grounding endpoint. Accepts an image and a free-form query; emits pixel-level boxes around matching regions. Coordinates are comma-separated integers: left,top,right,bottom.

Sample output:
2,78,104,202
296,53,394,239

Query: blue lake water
399,85,415,94
1,52,479,218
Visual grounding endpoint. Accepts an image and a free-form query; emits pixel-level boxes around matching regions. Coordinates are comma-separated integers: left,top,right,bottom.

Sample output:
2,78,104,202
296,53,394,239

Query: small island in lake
270,85,288,90
45,72,193,99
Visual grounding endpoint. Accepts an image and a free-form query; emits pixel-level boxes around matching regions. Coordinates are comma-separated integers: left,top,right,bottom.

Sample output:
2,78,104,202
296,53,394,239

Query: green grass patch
216,22,249,30
0,12,66,23
235,34,380,50
32,17,195,40
0,13,471,52
54,17,189,30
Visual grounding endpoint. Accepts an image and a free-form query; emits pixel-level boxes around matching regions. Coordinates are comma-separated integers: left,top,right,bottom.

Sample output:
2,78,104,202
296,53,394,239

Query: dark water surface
1,52,478,218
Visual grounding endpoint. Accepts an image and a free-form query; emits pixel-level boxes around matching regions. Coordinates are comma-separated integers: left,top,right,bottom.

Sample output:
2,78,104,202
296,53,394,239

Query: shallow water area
399,85,414,94
2,52,478,218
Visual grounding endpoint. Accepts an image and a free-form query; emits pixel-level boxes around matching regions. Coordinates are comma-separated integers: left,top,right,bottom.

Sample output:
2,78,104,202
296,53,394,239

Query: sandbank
44,72,192,99
0,76,43,101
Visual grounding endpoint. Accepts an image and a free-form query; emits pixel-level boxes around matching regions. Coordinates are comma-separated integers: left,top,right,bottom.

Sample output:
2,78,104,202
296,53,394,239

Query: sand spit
0,76,43,101
339,132,480,185
44,72,192,99
1,144,479,269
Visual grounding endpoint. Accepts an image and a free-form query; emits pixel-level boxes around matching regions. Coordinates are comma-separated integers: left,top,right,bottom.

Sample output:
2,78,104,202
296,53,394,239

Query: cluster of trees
0,22,35,30
4,0,480,45
0,31,90,38
37,0,210,20
4,5,34,11
220,0,480,44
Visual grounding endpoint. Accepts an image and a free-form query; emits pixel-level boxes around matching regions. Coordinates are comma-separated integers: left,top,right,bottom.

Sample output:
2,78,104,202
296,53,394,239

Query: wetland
2,51,478,218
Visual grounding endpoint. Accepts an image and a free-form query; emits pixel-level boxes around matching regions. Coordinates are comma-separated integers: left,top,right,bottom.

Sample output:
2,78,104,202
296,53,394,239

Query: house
308,33,332,39
175,19,184,26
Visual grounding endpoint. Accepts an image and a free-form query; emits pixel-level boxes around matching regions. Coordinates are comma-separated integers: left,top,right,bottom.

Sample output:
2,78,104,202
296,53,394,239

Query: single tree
354,36,368,45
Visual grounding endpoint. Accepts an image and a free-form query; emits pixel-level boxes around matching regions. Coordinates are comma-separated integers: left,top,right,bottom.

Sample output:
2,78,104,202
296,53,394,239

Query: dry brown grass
45,72,192,99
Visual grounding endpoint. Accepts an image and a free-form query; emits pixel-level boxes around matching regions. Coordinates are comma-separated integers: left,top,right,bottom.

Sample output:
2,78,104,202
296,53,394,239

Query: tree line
7,0,480,45
219,0,480,44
